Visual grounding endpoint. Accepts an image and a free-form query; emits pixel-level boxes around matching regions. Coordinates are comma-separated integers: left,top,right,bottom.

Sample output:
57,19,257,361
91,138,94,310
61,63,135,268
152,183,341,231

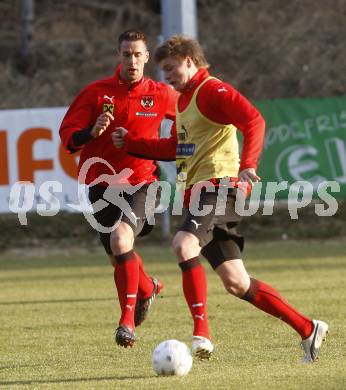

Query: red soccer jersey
124,68,265,172
59,65,178,185
123,68,265,201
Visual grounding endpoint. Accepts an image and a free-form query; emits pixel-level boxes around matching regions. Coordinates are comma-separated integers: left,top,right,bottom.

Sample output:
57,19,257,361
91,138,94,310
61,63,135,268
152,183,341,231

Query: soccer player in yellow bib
113,35,328,363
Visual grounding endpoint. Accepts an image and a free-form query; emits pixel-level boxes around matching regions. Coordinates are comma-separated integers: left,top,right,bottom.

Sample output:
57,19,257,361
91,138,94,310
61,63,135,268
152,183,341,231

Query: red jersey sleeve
59,87,96,153
164,86,179,121
197,80,265,171
124,122,177,161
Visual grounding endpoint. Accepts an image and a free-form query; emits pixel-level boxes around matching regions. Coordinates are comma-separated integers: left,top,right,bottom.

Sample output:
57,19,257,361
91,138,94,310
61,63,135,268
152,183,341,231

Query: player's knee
110,233,128,254
110,225,134,255
172,235,183,257
223,278,249,297
172,232,199,260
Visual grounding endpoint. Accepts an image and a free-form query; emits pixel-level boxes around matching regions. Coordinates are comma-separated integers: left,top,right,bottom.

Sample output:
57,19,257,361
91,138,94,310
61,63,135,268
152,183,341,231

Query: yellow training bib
176,77,240,187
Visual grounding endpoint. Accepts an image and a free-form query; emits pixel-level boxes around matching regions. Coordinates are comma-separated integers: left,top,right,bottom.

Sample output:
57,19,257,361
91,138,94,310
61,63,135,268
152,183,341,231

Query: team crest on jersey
140,95,154,110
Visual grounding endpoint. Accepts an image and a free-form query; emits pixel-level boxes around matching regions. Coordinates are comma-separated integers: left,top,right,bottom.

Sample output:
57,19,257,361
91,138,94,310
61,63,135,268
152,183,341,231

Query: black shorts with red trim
88,184,155,254
179,186,244,269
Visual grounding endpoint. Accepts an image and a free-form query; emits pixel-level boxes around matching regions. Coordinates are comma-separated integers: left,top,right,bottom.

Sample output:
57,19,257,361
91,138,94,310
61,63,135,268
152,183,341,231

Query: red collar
181,68,210,95
113,64,145,89
178,68,210,112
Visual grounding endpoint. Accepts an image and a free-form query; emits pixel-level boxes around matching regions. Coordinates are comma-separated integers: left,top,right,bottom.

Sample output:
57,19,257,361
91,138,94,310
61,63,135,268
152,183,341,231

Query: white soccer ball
152,339,193,377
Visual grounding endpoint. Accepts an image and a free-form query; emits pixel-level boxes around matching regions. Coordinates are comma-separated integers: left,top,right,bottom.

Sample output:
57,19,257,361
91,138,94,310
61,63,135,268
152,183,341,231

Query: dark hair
154,35,209,68
118,29,148,48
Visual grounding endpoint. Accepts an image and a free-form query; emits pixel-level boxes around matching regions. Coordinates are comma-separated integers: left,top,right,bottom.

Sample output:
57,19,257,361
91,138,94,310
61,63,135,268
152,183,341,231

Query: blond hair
154,35,209,69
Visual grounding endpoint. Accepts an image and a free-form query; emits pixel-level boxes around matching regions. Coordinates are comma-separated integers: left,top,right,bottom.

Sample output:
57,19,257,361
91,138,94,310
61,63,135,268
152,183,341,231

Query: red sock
134,251,154,299
179,257,210,339
114,251,139,330
242,278,313,339
114,267,125,313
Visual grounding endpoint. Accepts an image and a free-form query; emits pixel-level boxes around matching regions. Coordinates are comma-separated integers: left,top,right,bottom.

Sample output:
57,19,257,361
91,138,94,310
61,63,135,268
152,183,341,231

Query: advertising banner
1,97,345,215
0,107,83,213
254,96,346,198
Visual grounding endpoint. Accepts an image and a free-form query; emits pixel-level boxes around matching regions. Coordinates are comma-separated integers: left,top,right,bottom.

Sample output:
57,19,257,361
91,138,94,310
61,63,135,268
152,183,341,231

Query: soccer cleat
115,325,136,348
134,277,163,327
301,319,329,363
191,336,214,360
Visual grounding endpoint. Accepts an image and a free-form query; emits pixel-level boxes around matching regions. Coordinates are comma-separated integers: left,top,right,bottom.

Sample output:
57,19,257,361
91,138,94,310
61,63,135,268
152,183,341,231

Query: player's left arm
112,123,177,161
198,80,265,183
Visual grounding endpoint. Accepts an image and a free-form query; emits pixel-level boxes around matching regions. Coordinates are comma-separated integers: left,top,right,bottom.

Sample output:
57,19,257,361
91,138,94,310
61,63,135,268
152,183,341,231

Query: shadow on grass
1,241,345,272
0,297,114,306
0,375,152,386
0,272,111,283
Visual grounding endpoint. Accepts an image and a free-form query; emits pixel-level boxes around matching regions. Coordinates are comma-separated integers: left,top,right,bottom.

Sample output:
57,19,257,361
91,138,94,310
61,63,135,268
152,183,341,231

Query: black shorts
88,184,156,254
180,186,244,269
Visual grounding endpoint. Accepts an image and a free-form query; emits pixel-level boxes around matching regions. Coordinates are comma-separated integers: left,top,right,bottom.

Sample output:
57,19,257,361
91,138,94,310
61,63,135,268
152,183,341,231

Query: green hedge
1,201,345,251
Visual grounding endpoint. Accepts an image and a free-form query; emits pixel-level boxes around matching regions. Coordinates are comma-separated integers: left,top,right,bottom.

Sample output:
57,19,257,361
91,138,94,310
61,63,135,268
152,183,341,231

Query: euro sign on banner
253,96,346,199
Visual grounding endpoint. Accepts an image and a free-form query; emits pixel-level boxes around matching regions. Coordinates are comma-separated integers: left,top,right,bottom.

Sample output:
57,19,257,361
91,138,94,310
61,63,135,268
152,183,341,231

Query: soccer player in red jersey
59,30,178,348
113,35,328,362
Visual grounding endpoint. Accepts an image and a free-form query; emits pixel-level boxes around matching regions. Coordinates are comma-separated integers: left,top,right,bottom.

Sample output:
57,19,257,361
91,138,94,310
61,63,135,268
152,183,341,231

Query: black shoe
134,277,163,327
115,325,136,348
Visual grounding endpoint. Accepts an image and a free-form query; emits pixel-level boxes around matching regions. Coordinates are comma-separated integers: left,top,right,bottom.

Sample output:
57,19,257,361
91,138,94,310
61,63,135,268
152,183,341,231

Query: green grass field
1,241,346,389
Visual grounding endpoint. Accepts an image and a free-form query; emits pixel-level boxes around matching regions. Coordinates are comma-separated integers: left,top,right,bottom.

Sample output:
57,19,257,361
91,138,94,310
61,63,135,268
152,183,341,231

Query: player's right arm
59,87,113,153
